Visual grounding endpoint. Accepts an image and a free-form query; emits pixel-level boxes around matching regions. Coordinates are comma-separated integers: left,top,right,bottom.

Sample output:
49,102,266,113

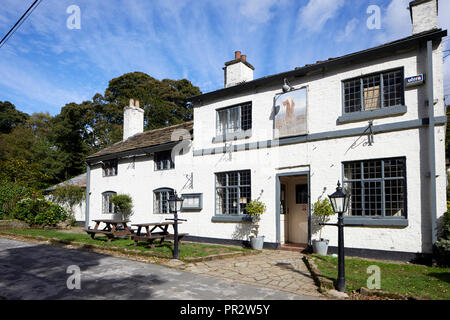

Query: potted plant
245,200,266,250
110,194,133,221
311,198,335,255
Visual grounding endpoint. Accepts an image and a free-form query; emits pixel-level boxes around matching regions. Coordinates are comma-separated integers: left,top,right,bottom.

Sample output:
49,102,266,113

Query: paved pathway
167,250,324,298
0,238,321,300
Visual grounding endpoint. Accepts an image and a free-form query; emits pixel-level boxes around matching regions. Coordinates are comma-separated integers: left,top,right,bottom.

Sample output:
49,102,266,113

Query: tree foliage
0,72,201,192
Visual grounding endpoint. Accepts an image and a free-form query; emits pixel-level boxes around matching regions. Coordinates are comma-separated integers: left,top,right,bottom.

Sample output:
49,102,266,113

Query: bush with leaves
50,184,85,219
110,194,133,220
34,203,68,226
245,200,266,237
14,196,67,226
434,202,450,266
312,198,335,241
0,180,32,220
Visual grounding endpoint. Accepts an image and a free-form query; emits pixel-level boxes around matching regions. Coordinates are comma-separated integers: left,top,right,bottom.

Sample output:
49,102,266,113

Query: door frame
275,171,311,247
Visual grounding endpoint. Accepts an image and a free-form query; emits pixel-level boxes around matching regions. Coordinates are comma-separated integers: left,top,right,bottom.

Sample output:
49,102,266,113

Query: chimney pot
235,51,241,59
241,54,247,62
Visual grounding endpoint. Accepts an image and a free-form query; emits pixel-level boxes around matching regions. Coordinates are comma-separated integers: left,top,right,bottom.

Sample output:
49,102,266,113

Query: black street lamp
327,181,350,292
166,192,186,260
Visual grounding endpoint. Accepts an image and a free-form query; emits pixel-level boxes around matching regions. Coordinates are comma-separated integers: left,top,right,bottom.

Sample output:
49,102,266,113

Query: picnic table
131,222,188,248
86,219,133,241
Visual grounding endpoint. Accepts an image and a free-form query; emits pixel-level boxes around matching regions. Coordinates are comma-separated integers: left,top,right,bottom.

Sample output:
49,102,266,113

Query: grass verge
312,254,450,300
2,229,250,260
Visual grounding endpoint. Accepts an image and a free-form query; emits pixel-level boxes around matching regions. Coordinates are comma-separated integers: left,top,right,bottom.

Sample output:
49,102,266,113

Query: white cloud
297,0,345,33
373,0,410,44
335,18,359,42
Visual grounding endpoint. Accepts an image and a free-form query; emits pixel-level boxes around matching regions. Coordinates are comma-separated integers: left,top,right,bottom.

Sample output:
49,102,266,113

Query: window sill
211,215,252,223
344,217,408,227
337,105,407,124
212,130,252,143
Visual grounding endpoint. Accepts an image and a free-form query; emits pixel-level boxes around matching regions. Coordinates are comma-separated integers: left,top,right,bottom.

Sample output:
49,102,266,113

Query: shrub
110,194,133,220
312,198,335,240
0,180,32,220
34,204,68,226
13,196,67,226
245,200,266,237
50,185,85,219
434,203,450,266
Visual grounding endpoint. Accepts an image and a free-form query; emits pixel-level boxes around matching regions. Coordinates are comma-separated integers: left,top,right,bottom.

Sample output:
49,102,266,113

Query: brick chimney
223,51,255,88
123,99,144,141
408,0,438,34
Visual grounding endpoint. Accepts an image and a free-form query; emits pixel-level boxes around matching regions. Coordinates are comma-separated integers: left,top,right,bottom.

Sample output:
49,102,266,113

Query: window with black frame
216,102,252,137
343,69,404,114
102,191,116,214
154,150,175,171
215,170,251,216
154,188,174,214
343,158,406,218
103,159,118,176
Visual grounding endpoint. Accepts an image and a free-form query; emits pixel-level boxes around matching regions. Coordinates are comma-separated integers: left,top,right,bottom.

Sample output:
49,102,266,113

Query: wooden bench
86,219,133,242
86,229,114,240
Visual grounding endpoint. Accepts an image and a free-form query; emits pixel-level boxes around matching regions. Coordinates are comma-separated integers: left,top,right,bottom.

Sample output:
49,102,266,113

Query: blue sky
0,0,449,116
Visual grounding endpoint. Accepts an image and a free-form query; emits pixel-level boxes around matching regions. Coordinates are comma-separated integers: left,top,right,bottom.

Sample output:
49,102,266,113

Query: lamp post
327,181,350,292
167,192,186,259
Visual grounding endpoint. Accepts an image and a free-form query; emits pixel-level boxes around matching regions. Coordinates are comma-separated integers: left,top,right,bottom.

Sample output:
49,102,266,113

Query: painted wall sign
273,87,308,138
405,74,425,87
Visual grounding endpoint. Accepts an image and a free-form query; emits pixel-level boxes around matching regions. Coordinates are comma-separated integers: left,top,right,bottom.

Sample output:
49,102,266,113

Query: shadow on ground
0,240,167,299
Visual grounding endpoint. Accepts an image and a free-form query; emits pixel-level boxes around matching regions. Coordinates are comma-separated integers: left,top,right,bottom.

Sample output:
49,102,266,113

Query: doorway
277,173,310,247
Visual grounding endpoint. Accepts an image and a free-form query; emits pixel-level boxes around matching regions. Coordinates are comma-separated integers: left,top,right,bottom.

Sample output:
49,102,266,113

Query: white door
287,179,308,244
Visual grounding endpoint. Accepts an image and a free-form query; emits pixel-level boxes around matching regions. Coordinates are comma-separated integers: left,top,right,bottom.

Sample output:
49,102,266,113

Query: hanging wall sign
405,74,425,87
273,87,308,138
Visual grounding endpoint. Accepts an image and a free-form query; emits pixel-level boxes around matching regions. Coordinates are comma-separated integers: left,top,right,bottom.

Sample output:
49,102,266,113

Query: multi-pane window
103,159,118,176
216,102,252,137
343,69,404,114
155,150,175,171
343,158,406,218
102,191,116,214
154,188,174,214
216,170,251,215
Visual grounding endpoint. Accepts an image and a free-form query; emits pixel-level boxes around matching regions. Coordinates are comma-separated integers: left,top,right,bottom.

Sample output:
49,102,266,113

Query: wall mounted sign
405,74,425,87
273,87,308,138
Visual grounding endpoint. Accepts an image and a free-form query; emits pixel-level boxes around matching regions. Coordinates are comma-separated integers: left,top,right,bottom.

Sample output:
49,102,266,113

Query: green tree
0,101,29,134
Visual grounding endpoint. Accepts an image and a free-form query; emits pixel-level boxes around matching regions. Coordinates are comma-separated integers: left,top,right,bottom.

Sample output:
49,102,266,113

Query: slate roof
86,121,193,162
44,173,87,193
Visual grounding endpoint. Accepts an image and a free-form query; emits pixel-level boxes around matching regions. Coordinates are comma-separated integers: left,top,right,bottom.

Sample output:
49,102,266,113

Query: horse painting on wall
273,88,307,138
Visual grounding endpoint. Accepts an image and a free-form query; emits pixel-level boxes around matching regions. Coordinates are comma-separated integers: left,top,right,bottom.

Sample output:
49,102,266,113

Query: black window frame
154,150,175,171
342,157,407,220
215,170,251,216
216,102,252,137
153,188,175,214
102,191,117,214
342,68,405,115
103,159,118,177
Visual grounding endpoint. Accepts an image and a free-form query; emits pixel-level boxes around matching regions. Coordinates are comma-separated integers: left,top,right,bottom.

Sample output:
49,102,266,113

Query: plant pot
312,239,329,255
250,236,265,250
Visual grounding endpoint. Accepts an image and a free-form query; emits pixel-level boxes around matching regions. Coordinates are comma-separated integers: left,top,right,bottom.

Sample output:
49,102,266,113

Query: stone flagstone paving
164,250,325,299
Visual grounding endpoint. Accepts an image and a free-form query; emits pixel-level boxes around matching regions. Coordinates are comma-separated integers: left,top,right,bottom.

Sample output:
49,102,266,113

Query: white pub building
86,0,447,260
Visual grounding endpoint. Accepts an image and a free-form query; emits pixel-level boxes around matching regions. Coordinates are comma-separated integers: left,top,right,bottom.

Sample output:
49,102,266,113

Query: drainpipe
427,40,437,246
85,163,91,230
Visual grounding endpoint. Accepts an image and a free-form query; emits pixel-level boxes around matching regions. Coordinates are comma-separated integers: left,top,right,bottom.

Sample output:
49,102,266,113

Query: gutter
84,164,91,230
427,40,438,245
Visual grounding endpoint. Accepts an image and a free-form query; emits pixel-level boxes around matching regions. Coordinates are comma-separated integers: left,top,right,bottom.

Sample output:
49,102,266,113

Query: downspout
85,163,91,230
427,40,437,246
